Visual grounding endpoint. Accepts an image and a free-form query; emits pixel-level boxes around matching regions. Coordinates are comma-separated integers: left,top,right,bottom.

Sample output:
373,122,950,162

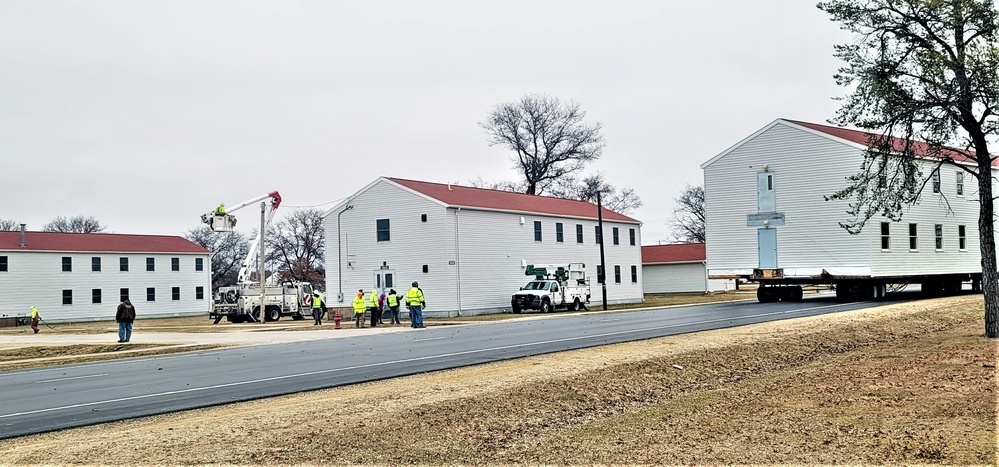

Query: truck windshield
523,281,549,291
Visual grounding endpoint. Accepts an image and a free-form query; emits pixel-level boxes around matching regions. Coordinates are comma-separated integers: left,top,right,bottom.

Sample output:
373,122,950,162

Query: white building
0,230,211,323
700,118,984,294
323,177,644,316
641,243,729,293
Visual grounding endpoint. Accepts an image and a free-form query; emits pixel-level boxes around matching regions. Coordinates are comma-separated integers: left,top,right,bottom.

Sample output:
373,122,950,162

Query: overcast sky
1,0,853,243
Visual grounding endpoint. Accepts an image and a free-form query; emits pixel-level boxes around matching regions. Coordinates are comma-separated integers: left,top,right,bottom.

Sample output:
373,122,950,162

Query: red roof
787,119,998,167
388,178,639,223
642,243,705,264
0,231,209,254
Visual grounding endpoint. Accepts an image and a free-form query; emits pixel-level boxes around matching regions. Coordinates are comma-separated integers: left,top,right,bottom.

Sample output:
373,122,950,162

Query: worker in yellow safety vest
352,290,366,328
214,203,226,216
30,306,41,334
368,289,380,327
386,289,401,325
406,282,425,329
311,294,323,326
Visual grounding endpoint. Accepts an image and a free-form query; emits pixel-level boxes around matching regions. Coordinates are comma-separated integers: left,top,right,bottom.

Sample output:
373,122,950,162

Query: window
146,257,155,271
147,287,156,302
422,265,429,273
595,226,602,244
631,265,638,283
880,222,890,250
959,225,967,250
92,289,102,304
120,257,129,271
614,265,621,283
195,257,203,271
596,265,604,284
909,223,918,250
956,172,965,196
62,257,72,272
171,257,180,271
172,287,181,301
421,214,427,222
932,170,940,193
196,286,205,300
62,289,72,305
92,257,101,272
935,224,943,250
556,223,564,243
120,288,129,302
612,227,620,245
0,255,7,272
629,228,636,246
534,221,542,242
376,219,390,242
576,224,583,243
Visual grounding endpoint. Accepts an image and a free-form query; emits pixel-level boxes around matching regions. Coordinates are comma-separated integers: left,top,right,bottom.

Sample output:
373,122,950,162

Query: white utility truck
511,263,590,313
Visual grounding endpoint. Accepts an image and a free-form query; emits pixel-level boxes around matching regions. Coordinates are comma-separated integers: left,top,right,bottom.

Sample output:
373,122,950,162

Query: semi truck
511,263,591,313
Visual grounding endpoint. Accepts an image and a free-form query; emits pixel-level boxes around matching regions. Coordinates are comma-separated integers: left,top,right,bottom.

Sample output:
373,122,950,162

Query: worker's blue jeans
410,305,423,328
118,322,132,342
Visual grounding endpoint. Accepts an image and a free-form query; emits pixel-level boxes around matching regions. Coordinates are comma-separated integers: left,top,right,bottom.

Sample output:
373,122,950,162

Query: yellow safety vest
387,293,399,307
369,290,379,307
352,296,366,313
407,288,424,307
30,307,39,319
312,295,322,308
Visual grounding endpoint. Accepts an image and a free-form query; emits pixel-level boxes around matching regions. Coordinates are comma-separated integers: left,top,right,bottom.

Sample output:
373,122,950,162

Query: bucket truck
511,263,590,313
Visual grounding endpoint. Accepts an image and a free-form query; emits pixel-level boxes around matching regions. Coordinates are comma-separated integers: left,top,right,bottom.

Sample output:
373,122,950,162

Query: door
758,228,778,269
757,172,776,212
372,270,395,295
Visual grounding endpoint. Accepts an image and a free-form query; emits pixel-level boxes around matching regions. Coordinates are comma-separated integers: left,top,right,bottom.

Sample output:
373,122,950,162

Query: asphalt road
0,294,913,439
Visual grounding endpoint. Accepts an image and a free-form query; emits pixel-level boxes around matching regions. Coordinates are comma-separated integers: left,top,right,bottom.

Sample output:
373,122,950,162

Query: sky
0,0,854,243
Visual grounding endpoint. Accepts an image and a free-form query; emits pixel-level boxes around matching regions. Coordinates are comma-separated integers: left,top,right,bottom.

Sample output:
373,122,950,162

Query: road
0,294,910,439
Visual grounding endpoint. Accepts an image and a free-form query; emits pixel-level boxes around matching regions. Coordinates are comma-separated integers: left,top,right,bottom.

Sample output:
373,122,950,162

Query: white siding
643,262,727,293
0,251,211,322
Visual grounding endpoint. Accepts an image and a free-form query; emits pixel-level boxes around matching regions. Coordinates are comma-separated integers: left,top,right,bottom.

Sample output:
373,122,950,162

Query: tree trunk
976,167,999,338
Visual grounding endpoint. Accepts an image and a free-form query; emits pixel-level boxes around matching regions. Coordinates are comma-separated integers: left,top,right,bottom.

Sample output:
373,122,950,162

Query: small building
323,177,645,316
641,243,729,293
0,229,211,323
700,118,985,294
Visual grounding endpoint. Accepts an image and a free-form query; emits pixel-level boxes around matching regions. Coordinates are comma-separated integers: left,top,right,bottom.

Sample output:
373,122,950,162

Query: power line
282,197,350,209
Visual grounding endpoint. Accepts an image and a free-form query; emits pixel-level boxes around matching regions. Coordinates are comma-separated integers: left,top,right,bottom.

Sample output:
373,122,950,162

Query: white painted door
758,228,778,268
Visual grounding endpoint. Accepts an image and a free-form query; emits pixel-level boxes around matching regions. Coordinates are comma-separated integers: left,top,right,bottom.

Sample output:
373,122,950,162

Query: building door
758,228,778,268
373,270,395,295
757,172,775,212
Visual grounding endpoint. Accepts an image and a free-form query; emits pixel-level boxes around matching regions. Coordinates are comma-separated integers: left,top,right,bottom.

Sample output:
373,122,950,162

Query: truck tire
540,299,551,313
265,306,281,322
512,304,522,314
569,298,580,311
790,286,803,302
757,287,774,303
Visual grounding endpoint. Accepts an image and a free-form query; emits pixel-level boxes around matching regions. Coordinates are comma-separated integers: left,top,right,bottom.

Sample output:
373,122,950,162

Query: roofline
700,118,785,170
643,260,705,265
322,177,449,218
0,249,209,255
447,205,642,225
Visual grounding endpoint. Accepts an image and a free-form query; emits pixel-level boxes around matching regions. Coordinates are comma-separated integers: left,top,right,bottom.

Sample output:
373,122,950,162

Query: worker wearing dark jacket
312,294,323,325
115,299,136,343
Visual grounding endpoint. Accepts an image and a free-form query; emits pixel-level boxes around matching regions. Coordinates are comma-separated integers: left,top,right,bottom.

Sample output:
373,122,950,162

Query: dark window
909,223,918,250
146,257,155,271
596,265,604,284
92,257,101,272
421,214,427,222
613,227,620,245
935,224,943,250
196,286,205,300
62,257,72,272
120,257,129,271
62,289,73,305
959,225,967,250
171,257,180,271
92,289,102,304
556,223,564,243
629,228,636,246
595,226,602,244
0,256,7,272
120,288,129,302
932,170,940,193
880,222,890,250
195,257,203,271
614,265,621,283
576,224,583,243
376,219,390,242
631,265,638,283
956,172,965,196
422,265,429,273
172,287,181,301
147,287,155,302
534,221,542,242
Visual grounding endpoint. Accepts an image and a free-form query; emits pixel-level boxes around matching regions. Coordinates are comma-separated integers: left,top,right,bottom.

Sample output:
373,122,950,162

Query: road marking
0,301,855,420
412,337,447,342
36,374,109,384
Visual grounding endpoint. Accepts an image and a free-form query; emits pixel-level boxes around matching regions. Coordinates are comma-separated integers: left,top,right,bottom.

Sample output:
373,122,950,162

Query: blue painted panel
758,228,778,268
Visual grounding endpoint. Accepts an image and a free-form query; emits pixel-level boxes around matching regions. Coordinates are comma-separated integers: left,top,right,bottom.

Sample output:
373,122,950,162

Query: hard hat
412,281,419,287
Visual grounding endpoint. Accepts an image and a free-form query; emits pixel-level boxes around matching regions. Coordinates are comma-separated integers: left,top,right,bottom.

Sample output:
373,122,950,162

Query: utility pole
597,192,608,311
258,201,266,323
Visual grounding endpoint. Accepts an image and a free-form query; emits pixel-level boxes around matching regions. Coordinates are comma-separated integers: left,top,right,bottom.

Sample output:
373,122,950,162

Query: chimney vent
19,224,26,248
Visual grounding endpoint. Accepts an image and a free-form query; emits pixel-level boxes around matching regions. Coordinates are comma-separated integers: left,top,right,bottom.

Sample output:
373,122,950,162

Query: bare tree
481,93,604,195
549,174,643,215
42,215,107,233
184,227,250,289
819,0,999,337
667,185,705,243
265,209,325,286
466,177,526,192
0,219,21,231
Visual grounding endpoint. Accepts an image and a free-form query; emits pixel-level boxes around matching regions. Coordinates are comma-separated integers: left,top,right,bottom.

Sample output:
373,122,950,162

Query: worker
352,290,366,328
312,293,323,326
386,289,401,325
214,203,226,216
406,282,426,329
368,289,380,327
29,306,40,334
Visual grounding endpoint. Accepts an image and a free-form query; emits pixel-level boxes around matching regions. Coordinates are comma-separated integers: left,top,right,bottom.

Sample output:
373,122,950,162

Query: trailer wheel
540,299,552,313
790,286,803,302
265,306,281,322
757,286,775,303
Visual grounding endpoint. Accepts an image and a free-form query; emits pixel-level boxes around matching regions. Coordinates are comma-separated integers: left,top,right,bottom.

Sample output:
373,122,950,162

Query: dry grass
0,295,993,465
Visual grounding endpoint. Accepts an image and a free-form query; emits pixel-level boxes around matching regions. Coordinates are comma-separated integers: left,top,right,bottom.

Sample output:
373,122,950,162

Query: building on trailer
0,228,211,323
641,243,730,293
700,118,986,302
323,177,644,316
